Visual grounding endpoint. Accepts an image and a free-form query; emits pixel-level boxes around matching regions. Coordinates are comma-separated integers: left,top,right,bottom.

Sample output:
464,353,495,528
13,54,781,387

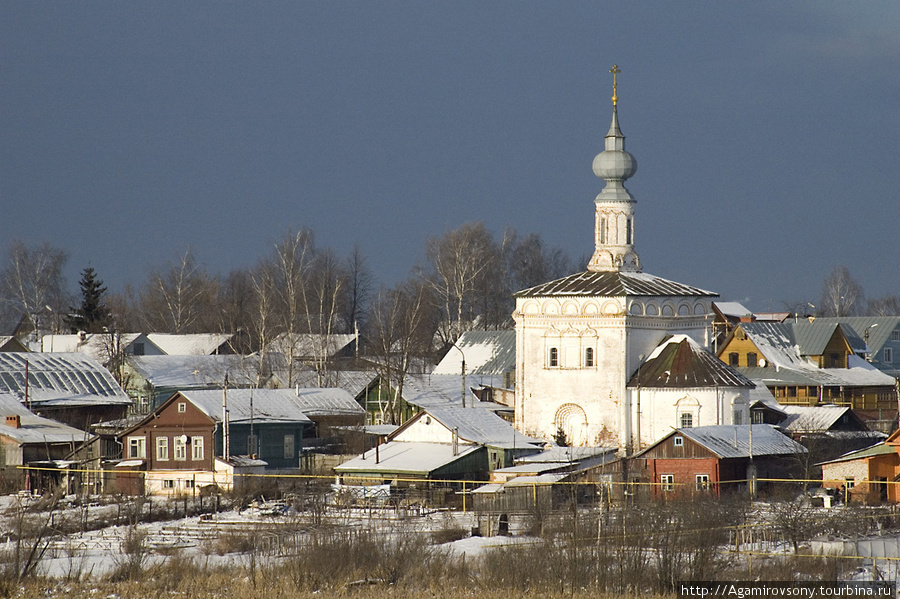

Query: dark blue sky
2,3,899,312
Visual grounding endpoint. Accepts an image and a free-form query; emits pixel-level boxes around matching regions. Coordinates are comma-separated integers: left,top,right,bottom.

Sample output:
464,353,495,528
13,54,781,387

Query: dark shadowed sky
2,2,899,312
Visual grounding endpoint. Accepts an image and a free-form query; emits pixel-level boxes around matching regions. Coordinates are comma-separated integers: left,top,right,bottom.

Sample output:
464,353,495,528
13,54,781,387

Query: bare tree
0,240,69,338
367,279,436,424
339,244,373,335
424,222,498,345
868,294,900,316
139,249,219,333
820,265,865,317
218,268,257,337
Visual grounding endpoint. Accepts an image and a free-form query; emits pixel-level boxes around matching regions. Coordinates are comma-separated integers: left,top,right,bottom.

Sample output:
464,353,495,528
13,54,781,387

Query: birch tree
139,249,219,333
820,265,865,317
0,240,69,338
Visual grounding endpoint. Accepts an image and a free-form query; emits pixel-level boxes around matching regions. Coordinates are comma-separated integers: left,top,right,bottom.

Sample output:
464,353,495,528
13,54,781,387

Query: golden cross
610,64,621,106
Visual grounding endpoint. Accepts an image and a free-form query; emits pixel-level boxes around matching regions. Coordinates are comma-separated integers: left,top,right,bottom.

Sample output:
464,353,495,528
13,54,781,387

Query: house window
747,352,758,368
185,479,195,488
728,353,739,367
163,479,175,489
892,330,900,342
174,436,187,460
132,342,144,356
600,217,607,244
787,387,797,398
128,437,146,459
673,436,684,447
192,436,204,461
884,348,893,364
733,410,743,425
696,474,710,491
584,347,594,367
626,218,633,244
283,434,295,460
680,413,693,428
660,474,674,492
156,436,169,461
752,411,764,424
829,353,839,368
845,477,856,489
177,402,186,413
549,347,559,367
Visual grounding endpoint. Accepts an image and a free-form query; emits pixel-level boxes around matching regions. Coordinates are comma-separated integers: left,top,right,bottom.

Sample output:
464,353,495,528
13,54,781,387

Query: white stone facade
513,294,713,446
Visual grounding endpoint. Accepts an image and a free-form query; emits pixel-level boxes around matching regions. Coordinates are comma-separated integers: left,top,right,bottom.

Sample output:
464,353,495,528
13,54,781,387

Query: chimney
6,415,21,428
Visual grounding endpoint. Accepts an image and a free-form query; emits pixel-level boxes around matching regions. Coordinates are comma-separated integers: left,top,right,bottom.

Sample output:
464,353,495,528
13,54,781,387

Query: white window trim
156,436,169,461
128,436,146,459
696,474,710,491
192,436,204,461
174,436,187,461
660,474,674,492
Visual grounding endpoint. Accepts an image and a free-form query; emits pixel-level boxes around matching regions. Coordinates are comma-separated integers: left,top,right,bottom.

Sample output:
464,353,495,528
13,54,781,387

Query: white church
513,67,751,451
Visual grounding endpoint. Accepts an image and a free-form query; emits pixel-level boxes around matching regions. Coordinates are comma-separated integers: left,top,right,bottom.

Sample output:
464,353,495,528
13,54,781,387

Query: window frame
884,347,893,364
128,436,146,459
680,412,693,428
156,436,169,461
548,347,559,368
696,474,710,491
174,436,187,461
584,347,594,368
192,436,204,461
660,474,674,492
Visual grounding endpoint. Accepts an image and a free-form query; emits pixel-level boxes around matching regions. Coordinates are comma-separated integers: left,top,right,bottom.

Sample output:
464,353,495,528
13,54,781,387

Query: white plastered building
513,77,718,449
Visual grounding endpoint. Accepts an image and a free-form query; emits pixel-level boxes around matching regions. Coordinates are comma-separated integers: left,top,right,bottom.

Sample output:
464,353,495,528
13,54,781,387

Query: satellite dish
758,358,766,368
178,434,189,444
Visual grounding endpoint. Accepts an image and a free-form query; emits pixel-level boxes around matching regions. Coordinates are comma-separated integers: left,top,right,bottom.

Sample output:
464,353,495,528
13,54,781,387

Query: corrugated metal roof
432,330,516,376
335,441,480,475
146,333,233,356
514,270,717,298
738,355,895,388
809,317,900,354
400,373,507,411
291,369,377,399
178,389,313,425
294,387,365,417
266,333,357,360
627,335,754,389
128,355,257,388
412,406,540,448
673,424,807,459
516,446,616,464
779,405,861,434
0,393,93,444
0,352,128,402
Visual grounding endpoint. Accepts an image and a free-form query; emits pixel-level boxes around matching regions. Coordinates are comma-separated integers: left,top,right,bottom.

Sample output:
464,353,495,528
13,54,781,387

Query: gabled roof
334,440,480,476
627,335,754,389
778,405,867,434
0,393,93,444
41,333,155,362
146,333,234,356
432,330,516,376
293,387,365,417
807,317,900,354
0,352,128,402
128,354,259,388
641,424,807,459
792,321,860,356
516,446,616,464
400,373,507,411
712,302,753,320
266,333,357,360
393,406,540,449
514,270,717,298
739,355,895,388
0,337,28,352
177,389,313,425
291,369,377,399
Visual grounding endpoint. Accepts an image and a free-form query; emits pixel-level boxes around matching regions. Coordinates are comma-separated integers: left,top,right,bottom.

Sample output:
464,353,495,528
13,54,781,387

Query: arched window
728,352,739,367
626,217,633,244
747,352,758,368
680,413,693,428
584,347,594,367
600,217,607,244
549,347,559,367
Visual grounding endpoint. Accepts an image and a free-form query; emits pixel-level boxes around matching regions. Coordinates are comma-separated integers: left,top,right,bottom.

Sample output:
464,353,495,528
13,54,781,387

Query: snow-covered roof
41,333,152,362
514,270,717,298
627,335,754,389
778,405,864,434
0,393,93,445
665,424,807,459
266,333,357,360
128,355,259,388
516,446,616,464
291,369,377,399
177,389,313,425
713,302,753,319
740,355,895,388
432,330,515,376
400,373,506,410
399,406,540,449
146,333,233,356
293,387,365,417
0,352,128,402
335,441,480,476
816,442,895,466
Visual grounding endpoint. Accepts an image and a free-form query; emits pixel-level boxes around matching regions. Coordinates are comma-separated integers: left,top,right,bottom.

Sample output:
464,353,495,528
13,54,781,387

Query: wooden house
633,424,807,498
718,322,898,430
